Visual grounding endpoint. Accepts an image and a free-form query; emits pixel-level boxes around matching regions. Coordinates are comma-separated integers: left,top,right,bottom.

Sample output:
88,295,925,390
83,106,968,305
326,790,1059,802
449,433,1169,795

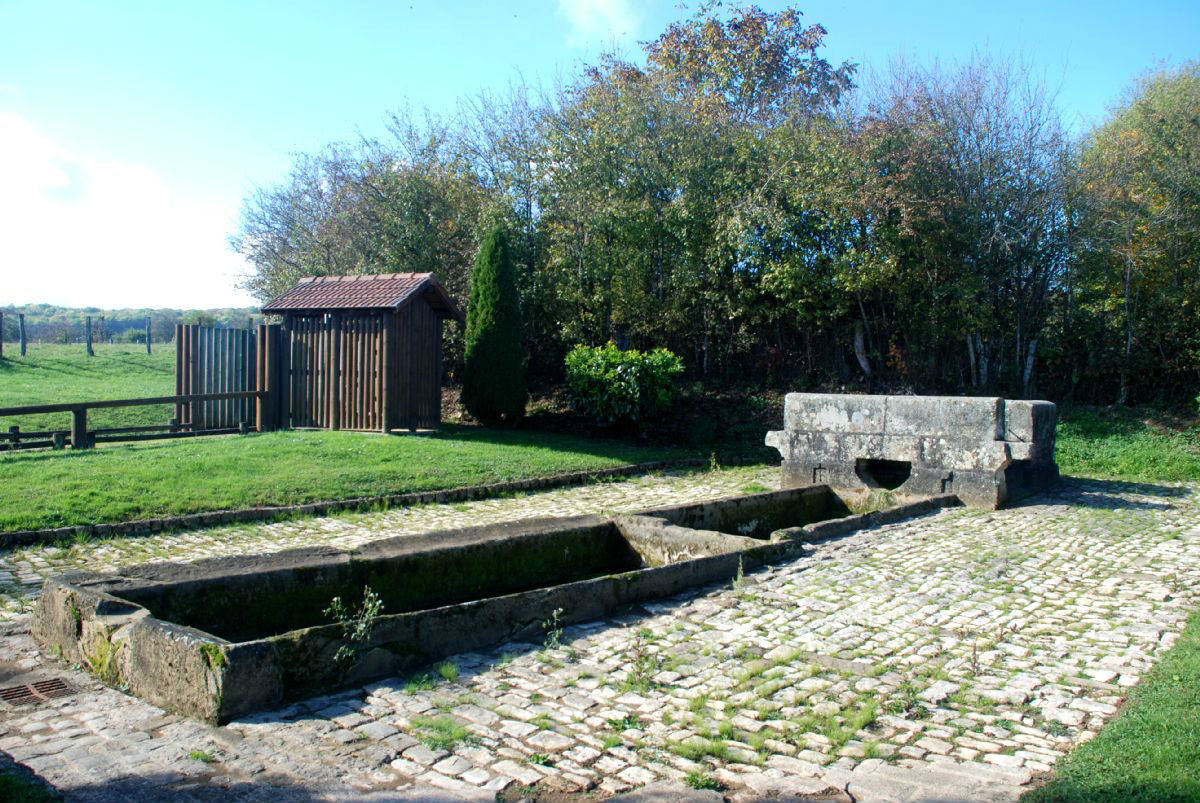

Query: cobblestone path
0,465,774,620
1,472,1198,803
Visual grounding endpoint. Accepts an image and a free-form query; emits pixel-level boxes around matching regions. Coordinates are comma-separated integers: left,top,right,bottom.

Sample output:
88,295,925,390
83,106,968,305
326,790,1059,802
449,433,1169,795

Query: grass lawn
0,426,693,531
0,343,175,431
1022,607,1200,803
1057,406,1200,482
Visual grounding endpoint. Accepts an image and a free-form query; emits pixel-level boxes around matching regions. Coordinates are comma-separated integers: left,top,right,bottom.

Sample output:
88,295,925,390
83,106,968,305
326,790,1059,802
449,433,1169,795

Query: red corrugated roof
261,273,463,320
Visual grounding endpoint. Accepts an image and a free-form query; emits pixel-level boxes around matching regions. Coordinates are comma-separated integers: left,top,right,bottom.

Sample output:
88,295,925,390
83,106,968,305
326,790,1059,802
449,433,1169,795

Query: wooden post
8,426,18,448
279,318,292,430
85,317,94,356
174,324,184,426
0,311,4,359
18,313,26,356
52,432,65,450
146,318,152,354
380,313,391,432
330,313,341,431
71,408,89,449
257,324,279,432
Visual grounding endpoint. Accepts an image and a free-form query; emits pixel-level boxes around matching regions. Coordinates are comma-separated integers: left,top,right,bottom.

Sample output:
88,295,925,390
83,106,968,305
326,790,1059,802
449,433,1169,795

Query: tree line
0,305,259,344
232,5,1200,406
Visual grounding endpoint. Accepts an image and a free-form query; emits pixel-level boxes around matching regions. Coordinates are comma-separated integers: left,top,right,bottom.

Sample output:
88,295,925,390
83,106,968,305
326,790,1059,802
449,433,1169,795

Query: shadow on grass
0,423,699,469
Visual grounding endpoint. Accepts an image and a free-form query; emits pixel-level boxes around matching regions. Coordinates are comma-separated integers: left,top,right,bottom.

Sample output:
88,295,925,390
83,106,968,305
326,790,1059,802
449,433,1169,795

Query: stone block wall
766,393,1059,508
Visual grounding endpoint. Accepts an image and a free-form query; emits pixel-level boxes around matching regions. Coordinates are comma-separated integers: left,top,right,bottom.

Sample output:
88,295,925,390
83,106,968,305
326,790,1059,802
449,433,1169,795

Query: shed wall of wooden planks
282,312,391,431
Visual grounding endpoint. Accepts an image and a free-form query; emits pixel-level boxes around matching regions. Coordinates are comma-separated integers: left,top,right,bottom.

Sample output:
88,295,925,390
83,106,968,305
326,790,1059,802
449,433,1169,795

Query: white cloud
0,111,254,309
557,0,641,47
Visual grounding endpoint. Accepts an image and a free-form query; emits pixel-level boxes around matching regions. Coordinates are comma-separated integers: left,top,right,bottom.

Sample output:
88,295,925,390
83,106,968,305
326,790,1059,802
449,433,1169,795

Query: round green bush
564,342,684,427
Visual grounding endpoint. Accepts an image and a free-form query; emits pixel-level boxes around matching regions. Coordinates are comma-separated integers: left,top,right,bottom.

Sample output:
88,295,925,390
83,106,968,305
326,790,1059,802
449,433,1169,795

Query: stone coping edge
0,456,767,550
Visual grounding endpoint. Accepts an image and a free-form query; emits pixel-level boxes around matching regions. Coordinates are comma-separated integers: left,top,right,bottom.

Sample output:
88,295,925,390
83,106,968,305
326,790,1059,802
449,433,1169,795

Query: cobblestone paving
1,473,1198,803
0,466,774,620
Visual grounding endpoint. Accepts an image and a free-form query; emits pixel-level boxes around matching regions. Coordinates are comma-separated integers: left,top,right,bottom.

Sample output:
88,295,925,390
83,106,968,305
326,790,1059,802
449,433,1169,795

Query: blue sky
1,0,1196,308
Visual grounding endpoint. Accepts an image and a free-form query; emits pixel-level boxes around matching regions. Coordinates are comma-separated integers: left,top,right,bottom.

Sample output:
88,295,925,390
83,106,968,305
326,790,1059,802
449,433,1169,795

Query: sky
1,0,1196,309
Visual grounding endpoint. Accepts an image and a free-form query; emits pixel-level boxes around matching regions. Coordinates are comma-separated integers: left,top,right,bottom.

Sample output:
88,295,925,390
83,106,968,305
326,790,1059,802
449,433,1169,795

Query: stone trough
766,393,1059,509
32,485,955,724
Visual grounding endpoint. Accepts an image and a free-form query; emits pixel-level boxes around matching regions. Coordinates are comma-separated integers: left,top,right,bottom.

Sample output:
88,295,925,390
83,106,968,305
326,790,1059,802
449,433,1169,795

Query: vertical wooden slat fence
174,324,261,431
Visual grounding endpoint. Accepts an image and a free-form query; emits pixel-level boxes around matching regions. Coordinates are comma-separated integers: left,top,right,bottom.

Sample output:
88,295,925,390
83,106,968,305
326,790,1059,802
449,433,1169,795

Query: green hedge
564,342,683,426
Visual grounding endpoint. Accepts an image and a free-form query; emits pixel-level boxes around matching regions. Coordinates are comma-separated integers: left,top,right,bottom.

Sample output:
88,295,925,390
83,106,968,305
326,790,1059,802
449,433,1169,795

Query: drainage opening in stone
855,459,912,490
0,678,76,707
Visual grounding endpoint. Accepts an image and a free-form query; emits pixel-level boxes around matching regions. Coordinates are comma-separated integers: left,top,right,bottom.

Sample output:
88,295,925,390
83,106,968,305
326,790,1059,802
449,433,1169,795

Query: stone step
822,761,1026,803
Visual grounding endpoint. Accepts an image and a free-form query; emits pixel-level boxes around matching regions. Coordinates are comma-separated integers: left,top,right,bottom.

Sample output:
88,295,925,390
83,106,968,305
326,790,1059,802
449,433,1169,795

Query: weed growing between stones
607,714,643,731
436,661,459,682
670,737,730,762
686,771,725,791
408,715,475,751
541,606,565,653
403,673,436,693
82,631,123,687
188,750,216,764
731,557,746,592
527,752,554,767
324,585,383,665
621,630,662,692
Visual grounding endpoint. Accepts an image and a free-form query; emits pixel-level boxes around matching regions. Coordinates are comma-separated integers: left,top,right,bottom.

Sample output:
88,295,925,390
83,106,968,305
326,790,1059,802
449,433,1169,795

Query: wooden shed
261,273,463,432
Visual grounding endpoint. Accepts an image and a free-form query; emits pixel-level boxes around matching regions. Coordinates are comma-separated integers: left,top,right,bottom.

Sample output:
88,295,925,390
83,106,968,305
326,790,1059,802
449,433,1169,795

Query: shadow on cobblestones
56,774,350,803
1015,478,1190,512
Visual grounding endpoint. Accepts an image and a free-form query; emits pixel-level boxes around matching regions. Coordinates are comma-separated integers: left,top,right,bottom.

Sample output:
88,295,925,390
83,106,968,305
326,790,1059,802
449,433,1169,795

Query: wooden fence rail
0,390,269,451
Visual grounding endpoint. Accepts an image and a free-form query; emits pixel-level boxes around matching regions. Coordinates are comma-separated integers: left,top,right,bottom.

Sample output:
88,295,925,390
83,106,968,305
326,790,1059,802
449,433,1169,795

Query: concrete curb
0,457,767,550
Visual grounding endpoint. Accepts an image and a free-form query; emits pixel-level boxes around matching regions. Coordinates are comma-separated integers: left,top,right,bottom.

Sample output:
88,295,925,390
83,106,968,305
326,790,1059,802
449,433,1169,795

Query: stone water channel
2,465,1199,802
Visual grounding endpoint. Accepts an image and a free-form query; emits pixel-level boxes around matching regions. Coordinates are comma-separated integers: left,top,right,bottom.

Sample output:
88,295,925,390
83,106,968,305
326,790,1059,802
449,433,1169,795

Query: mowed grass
1023,608,1200,803
0,343,176,431
1057,406,1200,482
0,426,689,531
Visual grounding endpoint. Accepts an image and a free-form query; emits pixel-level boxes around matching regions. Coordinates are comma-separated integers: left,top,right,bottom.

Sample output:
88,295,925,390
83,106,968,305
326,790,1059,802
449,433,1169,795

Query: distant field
0,343,175,431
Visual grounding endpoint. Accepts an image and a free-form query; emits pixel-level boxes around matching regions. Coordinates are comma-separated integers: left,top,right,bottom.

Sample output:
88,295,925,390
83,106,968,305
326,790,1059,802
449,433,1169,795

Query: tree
231,116,487,370
461,227,526,425
847,56,1072,396
1077,63,1200,403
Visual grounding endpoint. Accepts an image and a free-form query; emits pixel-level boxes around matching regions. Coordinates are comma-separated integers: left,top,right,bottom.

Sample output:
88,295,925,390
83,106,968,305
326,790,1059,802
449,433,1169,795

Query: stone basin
32,485,956,723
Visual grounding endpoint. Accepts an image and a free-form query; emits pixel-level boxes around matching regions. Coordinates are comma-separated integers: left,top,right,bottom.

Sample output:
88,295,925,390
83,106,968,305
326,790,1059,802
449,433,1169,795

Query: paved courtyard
1,467,1198,802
